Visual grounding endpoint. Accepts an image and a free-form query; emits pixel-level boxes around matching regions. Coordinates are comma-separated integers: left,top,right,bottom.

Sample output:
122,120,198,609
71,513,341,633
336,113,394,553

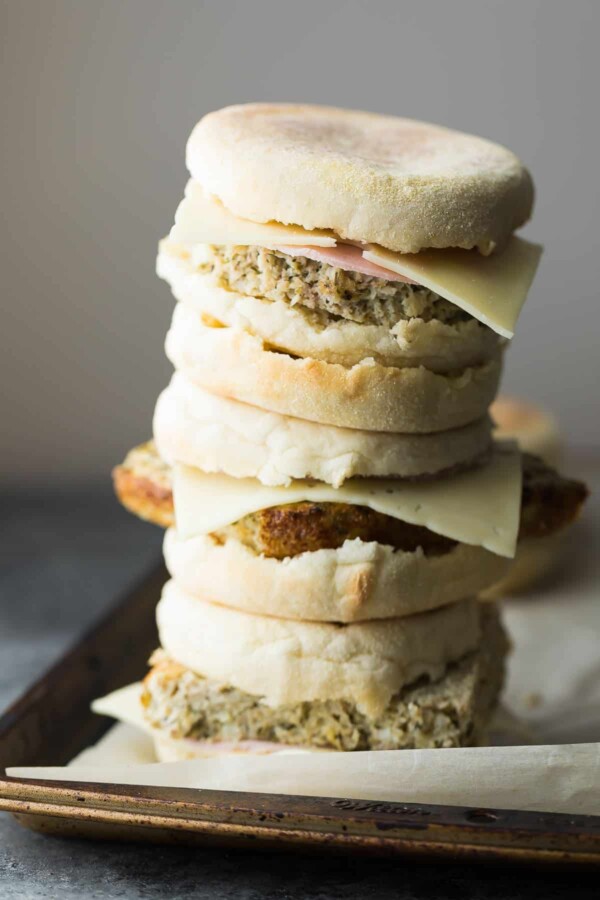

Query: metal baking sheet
1,563,599,864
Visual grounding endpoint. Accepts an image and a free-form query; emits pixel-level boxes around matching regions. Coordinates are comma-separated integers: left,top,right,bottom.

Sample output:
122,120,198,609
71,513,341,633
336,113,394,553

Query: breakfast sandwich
157,104,542,437
114,441,587,623
142,597,507,759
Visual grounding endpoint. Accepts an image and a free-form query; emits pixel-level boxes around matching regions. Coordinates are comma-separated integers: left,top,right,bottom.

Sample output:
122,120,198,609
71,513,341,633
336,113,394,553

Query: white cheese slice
174,444,521,558
170,180,337,248
364,238,543,339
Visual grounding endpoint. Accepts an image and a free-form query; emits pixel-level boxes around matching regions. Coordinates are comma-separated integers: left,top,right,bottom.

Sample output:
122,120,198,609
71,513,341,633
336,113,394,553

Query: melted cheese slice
364,238,542,339
170,180,337,248
174,444,522,558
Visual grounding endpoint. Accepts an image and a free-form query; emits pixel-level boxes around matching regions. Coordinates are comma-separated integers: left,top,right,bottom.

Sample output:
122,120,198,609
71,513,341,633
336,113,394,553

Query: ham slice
272,243,416,284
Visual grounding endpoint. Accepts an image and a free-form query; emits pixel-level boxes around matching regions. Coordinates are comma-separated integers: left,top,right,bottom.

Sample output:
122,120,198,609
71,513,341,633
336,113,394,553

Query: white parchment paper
12,734,599,815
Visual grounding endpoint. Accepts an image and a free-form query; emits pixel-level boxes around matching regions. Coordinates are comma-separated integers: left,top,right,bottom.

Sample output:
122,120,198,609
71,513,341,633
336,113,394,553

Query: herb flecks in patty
199,245,475,328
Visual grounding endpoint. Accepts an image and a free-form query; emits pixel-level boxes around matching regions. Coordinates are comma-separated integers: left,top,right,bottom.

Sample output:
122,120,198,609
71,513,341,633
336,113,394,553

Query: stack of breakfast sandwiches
109,104,587,761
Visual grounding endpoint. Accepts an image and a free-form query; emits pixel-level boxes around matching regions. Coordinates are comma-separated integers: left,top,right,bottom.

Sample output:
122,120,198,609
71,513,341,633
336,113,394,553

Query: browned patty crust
113,444,173,528
113,442,588,559
216,503,456,559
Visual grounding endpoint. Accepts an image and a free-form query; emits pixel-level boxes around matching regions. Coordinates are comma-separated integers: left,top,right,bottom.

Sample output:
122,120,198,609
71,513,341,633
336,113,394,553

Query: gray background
1,0,599,485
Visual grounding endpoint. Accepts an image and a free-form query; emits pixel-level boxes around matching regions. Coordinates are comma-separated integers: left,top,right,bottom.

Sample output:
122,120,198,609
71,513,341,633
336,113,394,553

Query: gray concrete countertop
0,490,596,899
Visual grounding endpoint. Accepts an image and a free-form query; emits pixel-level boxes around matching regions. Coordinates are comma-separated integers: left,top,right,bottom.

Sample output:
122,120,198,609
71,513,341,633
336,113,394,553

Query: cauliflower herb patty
198,245,478,329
